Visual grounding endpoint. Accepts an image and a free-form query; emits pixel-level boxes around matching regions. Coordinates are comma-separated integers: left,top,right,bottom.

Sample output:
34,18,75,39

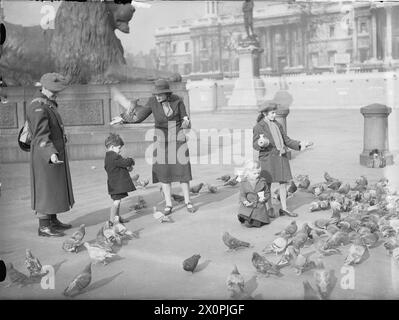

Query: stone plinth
227,43,266,110
0,82,189,163
359,103,394,166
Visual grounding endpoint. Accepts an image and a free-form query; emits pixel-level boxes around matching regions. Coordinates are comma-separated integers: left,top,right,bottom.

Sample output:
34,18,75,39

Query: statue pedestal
359,103,394,166
227,42,265,111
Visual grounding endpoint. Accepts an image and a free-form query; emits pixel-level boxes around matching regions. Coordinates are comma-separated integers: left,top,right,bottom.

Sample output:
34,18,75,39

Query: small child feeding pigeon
237,160,272,228
104,133,136,224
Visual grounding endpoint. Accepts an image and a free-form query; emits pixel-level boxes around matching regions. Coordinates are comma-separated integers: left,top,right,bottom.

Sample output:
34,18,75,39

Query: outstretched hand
300,141,314,150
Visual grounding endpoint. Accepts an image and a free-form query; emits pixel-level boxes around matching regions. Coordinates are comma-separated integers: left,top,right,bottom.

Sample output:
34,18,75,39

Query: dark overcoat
104,151,136,195
238,177,271,225
121,94,192,184
27,91,74,214
253,119,301,183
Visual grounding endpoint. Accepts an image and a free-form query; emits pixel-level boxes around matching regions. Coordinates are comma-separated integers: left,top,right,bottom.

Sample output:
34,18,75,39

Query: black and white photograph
0,0,399,305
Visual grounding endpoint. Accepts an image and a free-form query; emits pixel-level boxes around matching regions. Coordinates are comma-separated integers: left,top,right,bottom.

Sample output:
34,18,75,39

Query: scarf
161,101,173,117
264,118,285,153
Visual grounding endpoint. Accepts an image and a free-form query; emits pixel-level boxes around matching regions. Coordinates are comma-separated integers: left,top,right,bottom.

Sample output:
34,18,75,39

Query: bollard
275,107,291,160
359,103,394,166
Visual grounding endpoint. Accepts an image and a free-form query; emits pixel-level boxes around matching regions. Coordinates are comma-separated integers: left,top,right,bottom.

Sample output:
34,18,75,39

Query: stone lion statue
0,1,180,85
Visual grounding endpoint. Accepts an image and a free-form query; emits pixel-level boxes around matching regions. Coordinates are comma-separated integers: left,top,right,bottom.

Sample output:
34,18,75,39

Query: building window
222,59,229,72
328,50,337,66
185,42,190,52
347,27,353,36
201,61,209,72
172,64,179,73
329,25,335,38
345,50,352,62
172,43,177,53
360,22,367,33
201,37,207,49
359,48,369,62
184,63,192,75
310,52,319,68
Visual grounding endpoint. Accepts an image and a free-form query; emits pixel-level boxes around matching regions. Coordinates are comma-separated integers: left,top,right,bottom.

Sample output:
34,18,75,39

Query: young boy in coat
104,133,136,223
237,160,272,228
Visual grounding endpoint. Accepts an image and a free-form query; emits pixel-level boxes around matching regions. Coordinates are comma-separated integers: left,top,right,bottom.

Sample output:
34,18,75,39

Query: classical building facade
154,1,399,78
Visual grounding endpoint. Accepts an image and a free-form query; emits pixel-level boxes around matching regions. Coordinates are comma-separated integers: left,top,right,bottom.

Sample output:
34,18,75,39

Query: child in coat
104,133,136,224
237,160,272,228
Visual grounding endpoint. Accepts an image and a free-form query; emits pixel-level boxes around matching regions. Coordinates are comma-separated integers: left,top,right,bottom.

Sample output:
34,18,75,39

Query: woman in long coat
117,79,195,215
26,73,74,237
253,102,312,217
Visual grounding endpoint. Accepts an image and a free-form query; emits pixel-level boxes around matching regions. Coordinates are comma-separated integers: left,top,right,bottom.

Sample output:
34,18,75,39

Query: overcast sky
2,1,225,55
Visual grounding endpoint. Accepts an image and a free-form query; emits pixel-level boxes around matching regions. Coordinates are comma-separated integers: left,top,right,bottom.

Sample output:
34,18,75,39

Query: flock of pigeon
222,172,399,299
3,171,398,299
2,173,240,298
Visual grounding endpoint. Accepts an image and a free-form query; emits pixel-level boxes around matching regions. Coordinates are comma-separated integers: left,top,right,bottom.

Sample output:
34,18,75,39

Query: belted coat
27,91,74,214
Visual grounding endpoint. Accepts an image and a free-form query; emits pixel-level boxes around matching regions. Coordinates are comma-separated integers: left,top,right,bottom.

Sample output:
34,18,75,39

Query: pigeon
328,180,342,190
171,193,185,203
338,183,350,195
291,232,309,249
103,220,123,245
297,175,310,189
310,201,330,212
324,172,337,183
207,183,218,193
275,221,297,237
251,252,281,276
182,254,201,273
222,232,250,250
303,280,320,300
24,249,44,277
63,262,92,298
224,176,239,186
112,216,134,238
5,263,29,287
95,227,114,252
330,200,342,214
135,178,149,188
287,180,298,194
310,230,341,256
131,173,140,182
84,242,116,265
361,232,379,248
381,226,397,238
71,224,86,242
263,237,289,255
62,237,83,253
153,207,172,223
324,231,350,248
190,183,204,194
344,238,368,265
131,196,147,210
217,175,231,182
226,265,245,294
292,253,316,275
337,221,352,232
384,237,399,255
313,258,331,300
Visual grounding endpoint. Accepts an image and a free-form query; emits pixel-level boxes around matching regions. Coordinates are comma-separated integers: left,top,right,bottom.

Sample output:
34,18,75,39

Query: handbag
18,120,32,152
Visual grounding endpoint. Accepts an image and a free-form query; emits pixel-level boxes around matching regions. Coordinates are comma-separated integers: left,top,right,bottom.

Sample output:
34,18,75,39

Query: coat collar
34,90,58,109
156,96,179,119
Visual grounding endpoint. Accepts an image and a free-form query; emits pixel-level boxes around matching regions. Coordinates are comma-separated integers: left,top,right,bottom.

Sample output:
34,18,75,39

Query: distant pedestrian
104,133,136,223
26,73,74,237
253,102,313,217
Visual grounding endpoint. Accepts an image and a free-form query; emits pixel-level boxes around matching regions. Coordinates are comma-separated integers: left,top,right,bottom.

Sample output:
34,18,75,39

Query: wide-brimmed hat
40,73,69,93
259,101,279,114
153,79,172,95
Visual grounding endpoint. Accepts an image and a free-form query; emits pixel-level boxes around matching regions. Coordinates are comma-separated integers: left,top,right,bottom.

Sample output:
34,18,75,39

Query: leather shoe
38,226,65,237
279,208,298,217
50,218,72,230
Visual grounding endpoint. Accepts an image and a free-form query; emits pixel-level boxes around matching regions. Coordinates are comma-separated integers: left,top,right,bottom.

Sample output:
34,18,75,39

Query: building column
269,27,274,71
371,9,378,59
265,27,271,67
286,25,291,67
353,17,359,63
385,6,393,61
